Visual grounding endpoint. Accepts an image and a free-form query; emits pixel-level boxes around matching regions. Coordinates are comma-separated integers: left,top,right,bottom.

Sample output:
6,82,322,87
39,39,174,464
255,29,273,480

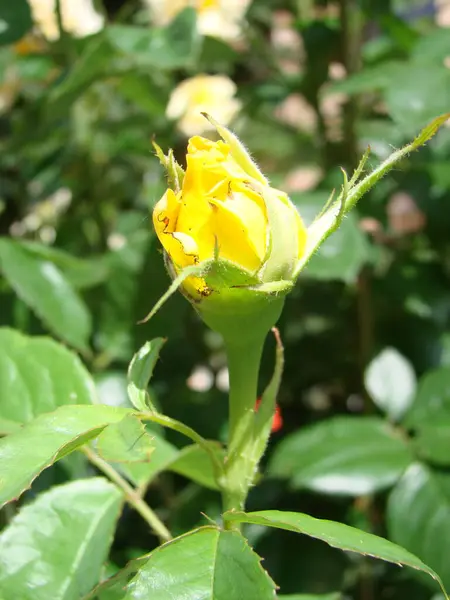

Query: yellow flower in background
28,0,104,40
166,75,241,137
144,0,252,42
153,128,306,302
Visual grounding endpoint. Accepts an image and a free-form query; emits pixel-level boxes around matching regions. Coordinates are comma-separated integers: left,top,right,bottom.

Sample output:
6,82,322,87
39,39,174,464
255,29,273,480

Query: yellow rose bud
148,114,450,341
152,120,307,341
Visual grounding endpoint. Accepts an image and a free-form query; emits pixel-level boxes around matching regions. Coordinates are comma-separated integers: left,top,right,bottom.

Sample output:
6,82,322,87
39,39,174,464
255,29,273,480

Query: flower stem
221,334,266,526
82,446,172,542
226,336,265,454
221,328,285,532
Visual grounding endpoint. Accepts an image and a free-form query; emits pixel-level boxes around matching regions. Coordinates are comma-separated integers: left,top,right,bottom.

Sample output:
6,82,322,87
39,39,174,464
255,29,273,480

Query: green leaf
405,367,450,426
388,463,450,591
224,510,447,596
107,8,200,71
412,28,450,64
127,339,166,411
0,0,33,45
268,416,412,495
364,347,416,421
20,241,109,290
96,415,154,464
327,61,404,95
85,555,150,600
385,65,450,135
0,328,96,425
278,595,341,600
0,404,131,507
169,443,224,491
117,434,178,488
123,527,276,599
413,423,450,465
305,212,371,282
48,9,199,116
293,194,373,283
0,239,92,351
132,412,224,483
0,478,122,600
47,35,118,115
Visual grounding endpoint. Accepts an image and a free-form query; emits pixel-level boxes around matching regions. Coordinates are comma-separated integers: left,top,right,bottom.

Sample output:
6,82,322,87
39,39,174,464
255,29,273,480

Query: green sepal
204,257,260,289
153,141,185,193
254,184,300,282
198,287,285,346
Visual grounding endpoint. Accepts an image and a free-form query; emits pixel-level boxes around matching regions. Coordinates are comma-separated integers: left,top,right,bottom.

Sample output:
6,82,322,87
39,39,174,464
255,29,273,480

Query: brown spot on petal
197,283,212,297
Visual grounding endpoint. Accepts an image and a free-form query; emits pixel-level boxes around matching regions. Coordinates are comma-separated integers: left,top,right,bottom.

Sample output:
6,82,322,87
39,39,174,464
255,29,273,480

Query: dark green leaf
405,367,450,426
388,463,450,591
0,404,131,506
0,0,33,45
224,510,446,595
268,417,412,495
0,239,92,351
123,527,276,599
0,328,96,426
0,478,122,600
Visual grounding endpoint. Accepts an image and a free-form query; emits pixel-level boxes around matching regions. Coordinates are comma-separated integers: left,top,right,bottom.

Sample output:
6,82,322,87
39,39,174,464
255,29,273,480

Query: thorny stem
82,446,172,542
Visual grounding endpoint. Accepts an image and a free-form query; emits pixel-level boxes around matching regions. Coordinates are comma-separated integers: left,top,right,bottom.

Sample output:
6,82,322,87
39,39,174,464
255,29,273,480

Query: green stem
226,336,265,453
221,334,267,525
83,446,172,542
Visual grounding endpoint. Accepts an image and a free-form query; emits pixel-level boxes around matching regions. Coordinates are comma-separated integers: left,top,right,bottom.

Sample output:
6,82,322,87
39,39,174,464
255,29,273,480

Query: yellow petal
176,185,214,245
153,190,200,268
171,232,199,262
186,136,248,192
202,114,268,184
153,189,181,237
208,191,267,272
187,136,228,156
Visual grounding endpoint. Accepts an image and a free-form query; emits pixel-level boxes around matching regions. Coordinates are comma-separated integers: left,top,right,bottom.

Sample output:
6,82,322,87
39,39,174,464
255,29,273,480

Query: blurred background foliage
1,0,450,598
